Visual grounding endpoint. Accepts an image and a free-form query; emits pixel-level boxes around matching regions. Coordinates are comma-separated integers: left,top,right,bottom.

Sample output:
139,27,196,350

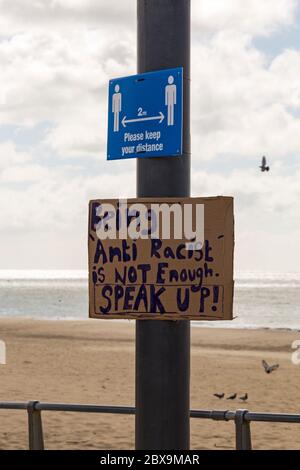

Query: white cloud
191,29,300,161
0,167,135,231
193,0,297,36
0,29,135,156
0,142,31,169
0,164,49,183
0,0,135,33
192,166,300,218
191,165,300,271
0,0,296,37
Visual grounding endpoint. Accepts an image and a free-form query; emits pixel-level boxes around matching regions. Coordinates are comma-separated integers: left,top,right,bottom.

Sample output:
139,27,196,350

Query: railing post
235,409,252,450
27,401,44,450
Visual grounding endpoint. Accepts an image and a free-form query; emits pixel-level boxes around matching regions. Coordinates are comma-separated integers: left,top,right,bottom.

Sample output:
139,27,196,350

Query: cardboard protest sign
88,197,234,320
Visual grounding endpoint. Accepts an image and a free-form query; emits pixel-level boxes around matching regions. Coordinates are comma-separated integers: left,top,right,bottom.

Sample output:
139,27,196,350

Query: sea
0,270,299,330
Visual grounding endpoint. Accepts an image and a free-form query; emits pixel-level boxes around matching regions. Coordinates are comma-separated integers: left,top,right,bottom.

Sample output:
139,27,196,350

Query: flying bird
227,393,237,400
239,393,248,402
262,360,279,374
260,156,270,172
214,393,225,399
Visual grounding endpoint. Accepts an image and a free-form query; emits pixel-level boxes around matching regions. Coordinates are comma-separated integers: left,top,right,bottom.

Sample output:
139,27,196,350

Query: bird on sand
213,393,225,399
227,393,237,400
239,393,248,402
262,360,279,374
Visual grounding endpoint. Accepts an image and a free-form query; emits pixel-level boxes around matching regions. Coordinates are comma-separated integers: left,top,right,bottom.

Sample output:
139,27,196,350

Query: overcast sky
0,0,300,272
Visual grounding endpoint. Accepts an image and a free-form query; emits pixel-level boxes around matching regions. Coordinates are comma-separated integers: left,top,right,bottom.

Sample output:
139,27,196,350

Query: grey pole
136,0,191,450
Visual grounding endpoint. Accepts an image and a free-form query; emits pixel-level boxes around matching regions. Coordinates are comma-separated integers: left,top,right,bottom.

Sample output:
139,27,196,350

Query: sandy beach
0,319,299,450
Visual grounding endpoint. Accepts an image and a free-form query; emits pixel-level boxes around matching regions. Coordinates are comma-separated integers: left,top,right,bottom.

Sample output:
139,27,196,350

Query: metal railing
0,401,300,450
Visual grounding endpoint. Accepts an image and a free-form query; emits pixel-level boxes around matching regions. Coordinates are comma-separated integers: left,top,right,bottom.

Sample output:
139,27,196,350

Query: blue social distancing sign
107,68,183,160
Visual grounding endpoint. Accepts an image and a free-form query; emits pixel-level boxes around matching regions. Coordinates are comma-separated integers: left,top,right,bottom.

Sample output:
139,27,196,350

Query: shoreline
0,315,299,332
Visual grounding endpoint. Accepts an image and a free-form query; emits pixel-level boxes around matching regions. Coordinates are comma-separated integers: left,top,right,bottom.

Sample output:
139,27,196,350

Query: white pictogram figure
112,84,122,132
165,75,177,126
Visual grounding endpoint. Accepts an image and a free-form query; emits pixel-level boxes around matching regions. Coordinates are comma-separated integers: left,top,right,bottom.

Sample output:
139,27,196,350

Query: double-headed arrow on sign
122,111,165,128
